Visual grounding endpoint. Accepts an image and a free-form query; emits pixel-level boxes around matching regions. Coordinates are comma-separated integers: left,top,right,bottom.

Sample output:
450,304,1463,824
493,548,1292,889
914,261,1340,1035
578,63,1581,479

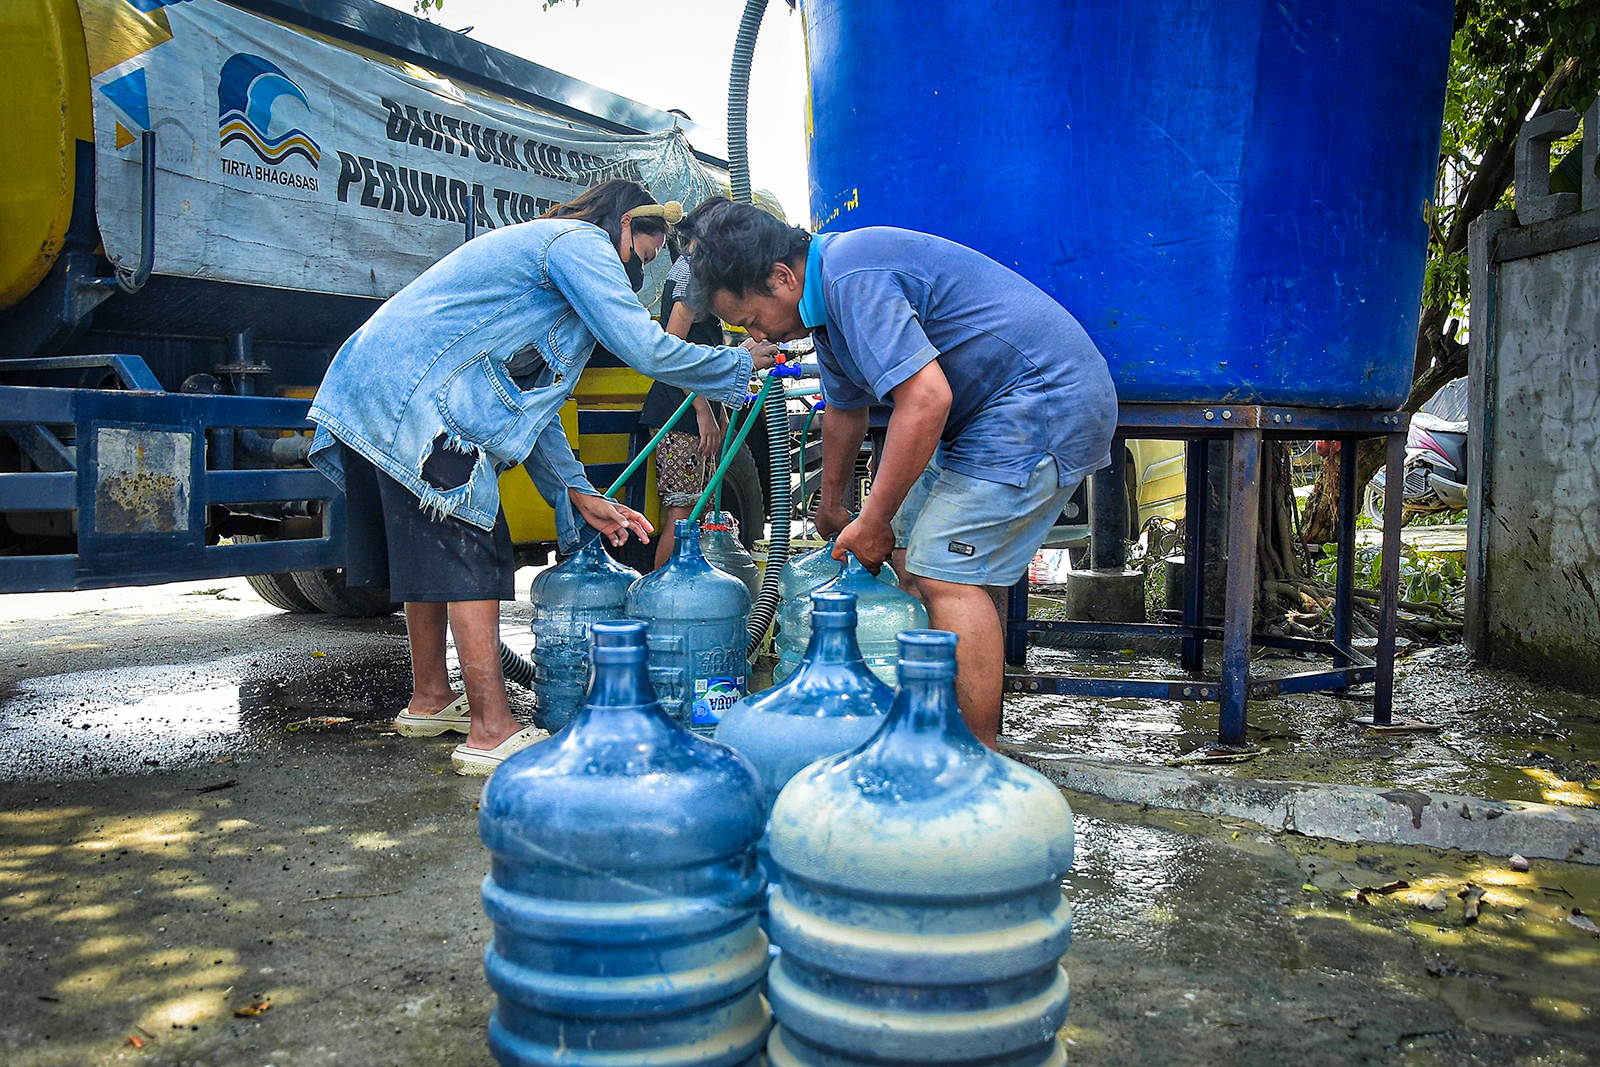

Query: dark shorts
345,444,514,603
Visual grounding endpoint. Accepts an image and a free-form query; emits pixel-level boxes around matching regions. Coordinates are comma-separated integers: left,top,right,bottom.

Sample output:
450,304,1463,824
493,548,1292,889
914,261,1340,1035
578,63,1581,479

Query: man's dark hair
668,195,734,260
688,200,810,302
542,179,668,249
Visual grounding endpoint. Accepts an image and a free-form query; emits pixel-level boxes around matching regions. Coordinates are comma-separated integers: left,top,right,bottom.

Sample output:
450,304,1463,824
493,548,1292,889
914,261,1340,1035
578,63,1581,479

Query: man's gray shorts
891,455,1078,587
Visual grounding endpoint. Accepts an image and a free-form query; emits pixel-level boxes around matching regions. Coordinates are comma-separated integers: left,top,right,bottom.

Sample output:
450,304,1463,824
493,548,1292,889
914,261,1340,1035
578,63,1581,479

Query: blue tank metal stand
1003,403,1413,749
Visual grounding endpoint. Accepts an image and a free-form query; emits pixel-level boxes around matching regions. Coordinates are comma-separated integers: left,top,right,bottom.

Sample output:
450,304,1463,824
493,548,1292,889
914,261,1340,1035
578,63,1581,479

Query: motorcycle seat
1412,411,1468,435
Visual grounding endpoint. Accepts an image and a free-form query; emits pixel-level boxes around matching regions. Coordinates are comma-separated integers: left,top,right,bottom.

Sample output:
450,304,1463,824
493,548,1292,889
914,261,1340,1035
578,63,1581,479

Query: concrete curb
1006,748,1599,865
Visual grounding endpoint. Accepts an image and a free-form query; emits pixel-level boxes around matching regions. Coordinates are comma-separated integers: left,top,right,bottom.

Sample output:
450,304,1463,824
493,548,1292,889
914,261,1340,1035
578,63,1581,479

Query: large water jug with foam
478,620,771,1067
764,630,1075,1067
626,520,752,733
716,589,894,815
528,532,639,732
701,511,763,602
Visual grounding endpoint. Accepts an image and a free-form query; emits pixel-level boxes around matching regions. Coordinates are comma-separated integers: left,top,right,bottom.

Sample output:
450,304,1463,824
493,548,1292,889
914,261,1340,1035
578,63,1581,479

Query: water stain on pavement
1007,643,1600,808
1,627,541,782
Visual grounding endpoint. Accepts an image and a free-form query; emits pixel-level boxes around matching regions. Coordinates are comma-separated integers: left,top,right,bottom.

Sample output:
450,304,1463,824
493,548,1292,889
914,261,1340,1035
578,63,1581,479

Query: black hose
727,0,768,204
749,395,791,656
727,0,792,654
500,642,535,689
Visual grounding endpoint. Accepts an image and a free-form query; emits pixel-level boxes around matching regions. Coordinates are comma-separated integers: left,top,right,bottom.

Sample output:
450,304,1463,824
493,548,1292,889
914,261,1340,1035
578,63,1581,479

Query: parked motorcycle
1363,377,1469,530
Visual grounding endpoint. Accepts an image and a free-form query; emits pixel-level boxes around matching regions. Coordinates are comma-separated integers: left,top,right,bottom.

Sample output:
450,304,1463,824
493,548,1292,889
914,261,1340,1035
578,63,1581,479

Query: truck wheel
720,446,765,550
233,535,321,613
290,567,399,617
608,530,655,574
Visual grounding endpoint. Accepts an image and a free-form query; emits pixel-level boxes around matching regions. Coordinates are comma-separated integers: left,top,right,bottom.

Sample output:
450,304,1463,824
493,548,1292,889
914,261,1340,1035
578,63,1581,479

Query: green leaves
1421,0,1599,316
1312,543,1464,606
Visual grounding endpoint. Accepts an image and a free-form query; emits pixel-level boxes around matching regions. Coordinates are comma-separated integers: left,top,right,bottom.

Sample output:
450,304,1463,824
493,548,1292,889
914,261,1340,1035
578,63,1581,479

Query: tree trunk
1300,310,1467,542
1256,442,1305,595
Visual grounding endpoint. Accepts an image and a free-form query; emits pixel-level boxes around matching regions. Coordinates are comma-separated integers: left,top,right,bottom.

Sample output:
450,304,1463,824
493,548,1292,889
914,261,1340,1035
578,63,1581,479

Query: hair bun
630,201,685,225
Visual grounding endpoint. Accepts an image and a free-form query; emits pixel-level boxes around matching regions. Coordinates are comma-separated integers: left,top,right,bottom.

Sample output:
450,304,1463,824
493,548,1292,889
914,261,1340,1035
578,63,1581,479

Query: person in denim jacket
308,180,775,774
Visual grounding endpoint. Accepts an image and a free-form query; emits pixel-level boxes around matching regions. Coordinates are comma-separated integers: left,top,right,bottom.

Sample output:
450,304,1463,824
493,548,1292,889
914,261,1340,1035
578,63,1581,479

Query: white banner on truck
82,0,721,302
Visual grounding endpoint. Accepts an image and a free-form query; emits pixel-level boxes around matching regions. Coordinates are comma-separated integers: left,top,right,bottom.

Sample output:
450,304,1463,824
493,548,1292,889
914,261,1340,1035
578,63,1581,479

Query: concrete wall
1467,202,1600,689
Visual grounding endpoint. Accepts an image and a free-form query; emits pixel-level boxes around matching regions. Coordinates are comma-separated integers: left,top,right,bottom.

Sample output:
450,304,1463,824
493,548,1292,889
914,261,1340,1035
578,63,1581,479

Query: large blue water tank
803,0,1454,408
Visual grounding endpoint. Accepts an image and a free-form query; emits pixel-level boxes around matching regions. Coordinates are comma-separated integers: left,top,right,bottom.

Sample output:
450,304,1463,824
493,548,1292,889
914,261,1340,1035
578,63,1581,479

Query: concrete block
1060,567,1145,623
1515,109,1582,226
1162,555,1227,618
1006,750,1600,865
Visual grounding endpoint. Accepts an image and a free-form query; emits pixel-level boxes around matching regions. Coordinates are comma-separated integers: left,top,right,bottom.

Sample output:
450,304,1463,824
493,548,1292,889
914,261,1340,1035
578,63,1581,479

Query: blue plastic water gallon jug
774,544,841,673
528,533,640,732
775,555,923,685
777,542,844,607
626,520,753,733
478,620,772,1067
701,511,764,602
765,631,1075,1067
716,590,894,812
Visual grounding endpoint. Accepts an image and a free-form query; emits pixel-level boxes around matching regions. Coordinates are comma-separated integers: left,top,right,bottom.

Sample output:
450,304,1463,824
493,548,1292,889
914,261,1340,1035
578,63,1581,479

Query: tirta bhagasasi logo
217,53,321,167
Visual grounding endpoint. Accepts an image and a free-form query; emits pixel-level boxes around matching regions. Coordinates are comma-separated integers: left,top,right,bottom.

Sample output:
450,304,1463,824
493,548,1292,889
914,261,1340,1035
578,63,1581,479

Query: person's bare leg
653,505,691,569
449,599,521,750
890,549,923,602
404,602,460,715
915,575,1003,748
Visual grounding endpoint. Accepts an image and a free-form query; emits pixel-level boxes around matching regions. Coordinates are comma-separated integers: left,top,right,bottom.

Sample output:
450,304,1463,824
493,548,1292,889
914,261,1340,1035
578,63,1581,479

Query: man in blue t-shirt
689,202,1117,746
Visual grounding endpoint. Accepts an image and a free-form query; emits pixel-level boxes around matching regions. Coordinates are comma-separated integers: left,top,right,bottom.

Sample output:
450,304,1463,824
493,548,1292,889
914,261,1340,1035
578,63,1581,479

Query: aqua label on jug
692,675,745,726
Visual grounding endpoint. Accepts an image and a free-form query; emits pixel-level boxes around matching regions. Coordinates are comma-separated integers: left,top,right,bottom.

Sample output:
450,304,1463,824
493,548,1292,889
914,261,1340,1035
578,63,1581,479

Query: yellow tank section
1,0,94,312
499,364,661,546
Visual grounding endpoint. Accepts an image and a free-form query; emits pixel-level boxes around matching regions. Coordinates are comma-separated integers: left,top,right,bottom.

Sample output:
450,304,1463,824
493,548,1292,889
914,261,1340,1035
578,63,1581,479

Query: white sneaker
450,726,551,776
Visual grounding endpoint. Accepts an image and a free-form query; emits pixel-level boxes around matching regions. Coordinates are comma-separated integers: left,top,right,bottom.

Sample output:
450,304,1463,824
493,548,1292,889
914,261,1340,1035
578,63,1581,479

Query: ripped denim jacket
307,219,753,550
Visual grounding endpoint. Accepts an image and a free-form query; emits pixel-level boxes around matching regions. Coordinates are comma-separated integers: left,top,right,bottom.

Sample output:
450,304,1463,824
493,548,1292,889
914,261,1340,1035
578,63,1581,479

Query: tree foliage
1299,0,1599,544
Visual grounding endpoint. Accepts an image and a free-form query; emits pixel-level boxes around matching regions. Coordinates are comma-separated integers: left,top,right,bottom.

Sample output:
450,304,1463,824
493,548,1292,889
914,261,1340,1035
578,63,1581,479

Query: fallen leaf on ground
311,651,327,658
1418,890,1449,912
1458,883,1486,923
285,716,352,732
126,1035,144,1049
1301,883,1321,893
234,997,273,1017
1569,912,1600,935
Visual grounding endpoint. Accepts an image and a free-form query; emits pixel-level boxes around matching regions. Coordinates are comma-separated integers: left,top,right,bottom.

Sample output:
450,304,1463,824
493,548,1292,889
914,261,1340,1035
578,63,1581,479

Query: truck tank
802,0,1455,408
0,0,776,598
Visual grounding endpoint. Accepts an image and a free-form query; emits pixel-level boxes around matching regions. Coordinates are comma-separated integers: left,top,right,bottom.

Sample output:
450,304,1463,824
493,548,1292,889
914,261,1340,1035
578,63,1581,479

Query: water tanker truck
1,0,774,612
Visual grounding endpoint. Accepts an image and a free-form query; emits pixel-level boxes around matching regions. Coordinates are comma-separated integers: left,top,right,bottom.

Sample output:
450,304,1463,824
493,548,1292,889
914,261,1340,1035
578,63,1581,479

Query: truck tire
233,535,321,613
290,567,400,617
720,446,765,550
